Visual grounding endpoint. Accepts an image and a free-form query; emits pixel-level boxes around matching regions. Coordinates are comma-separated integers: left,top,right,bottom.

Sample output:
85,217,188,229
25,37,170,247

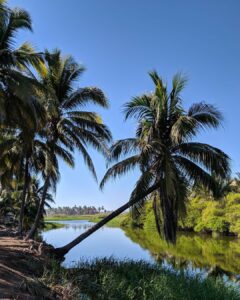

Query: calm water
42,220,240,282
42,220,152,267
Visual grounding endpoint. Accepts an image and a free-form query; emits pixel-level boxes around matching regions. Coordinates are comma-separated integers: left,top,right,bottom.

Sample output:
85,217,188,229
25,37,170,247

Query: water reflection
124,227,240,281
42,220,152,267
42,220,240,282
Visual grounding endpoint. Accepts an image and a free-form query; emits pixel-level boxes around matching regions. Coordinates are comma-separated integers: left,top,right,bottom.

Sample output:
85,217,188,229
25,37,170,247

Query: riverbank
44,221,66,231
1,226,240,299
0,228,57,298
42,258,240,300
45,192,240,238
45,213,127,227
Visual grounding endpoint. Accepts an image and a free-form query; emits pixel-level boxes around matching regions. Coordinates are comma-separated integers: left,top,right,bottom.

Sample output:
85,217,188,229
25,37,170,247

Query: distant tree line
47,205,107,216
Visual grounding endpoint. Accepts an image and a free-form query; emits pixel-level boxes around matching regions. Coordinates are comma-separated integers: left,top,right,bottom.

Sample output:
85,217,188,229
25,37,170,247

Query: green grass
43,221,65,231
42,258,240,300
44,213,107,221
44,213,128,227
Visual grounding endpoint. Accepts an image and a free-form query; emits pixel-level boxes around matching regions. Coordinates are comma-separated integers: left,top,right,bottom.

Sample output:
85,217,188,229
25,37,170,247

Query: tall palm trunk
159,184,177,244
26,176,50,239
53,183,159,259
18,159,29,234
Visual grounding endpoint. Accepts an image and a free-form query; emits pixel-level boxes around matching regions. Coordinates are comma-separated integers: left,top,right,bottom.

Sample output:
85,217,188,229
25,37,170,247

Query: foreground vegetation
42,258,240,300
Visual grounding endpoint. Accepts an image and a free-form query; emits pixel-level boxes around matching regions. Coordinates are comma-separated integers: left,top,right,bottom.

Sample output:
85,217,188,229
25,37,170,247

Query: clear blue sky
9,0,240,209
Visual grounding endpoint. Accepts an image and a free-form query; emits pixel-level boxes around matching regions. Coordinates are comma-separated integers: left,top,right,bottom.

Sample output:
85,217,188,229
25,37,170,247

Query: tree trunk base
49,247,66,262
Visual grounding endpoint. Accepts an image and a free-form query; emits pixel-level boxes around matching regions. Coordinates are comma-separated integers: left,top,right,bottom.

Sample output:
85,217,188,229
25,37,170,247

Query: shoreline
45,213,240,238
44,213,127,228
1,224,240,299
0,228,59,298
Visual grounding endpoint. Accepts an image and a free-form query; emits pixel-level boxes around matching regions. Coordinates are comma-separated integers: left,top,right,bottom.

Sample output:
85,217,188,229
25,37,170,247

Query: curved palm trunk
53,183,159,259
18,160,29,234
26,177,50,239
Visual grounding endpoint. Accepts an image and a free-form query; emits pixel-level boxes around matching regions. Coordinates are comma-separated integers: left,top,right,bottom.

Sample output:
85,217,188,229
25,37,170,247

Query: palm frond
100,155,140,190
63,87,108,109
74,141,97,181
54,144,74,168
173,142,230,178
108,138,139,163
123,95,153,120
129,169,157,217
188,102,223,129
174,155,219,196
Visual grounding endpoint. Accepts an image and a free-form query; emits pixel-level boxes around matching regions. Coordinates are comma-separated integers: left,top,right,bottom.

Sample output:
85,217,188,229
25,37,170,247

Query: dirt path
0,228,56,299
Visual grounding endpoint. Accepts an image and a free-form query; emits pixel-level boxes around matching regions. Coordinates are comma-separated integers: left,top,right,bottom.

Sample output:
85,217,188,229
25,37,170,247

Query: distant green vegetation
47,205,106,216
45,213,128,227
45,192,240,237
45,214,100,221
42,258,240,300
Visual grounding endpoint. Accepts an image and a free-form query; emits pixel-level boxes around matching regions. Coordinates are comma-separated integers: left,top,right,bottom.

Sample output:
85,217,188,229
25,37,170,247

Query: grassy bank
45,213,128,227
2,233,239,299
43,221,65,231
42,258,240,300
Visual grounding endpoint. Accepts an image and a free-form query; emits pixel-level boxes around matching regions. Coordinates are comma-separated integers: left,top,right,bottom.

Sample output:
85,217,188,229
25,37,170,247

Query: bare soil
0,227,56,299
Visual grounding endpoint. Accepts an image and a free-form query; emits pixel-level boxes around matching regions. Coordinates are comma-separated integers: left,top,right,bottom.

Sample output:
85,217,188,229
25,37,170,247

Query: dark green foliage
0,177,54,230
0,2,111,237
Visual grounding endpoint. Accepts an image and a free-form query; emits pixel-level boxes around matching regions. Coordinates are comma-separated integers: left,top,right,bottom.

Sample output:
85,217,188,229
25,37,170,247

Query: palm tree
0,1,46,233
24,177,55,231
0,128,50,233
26,50,112,239
53,72,230,258
0,0,44,128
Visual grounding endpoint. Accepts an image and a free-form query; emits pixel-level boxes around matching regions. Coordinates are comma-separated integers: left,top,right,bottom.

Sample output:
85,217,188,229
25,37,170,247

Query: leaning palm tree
53,72,230,258
26,50,112,239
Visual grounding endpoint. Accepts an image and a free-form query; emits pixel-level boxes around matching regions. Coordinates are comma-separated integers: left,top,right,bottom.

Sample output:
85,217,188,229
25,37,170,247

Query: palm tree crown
38,49,112,179
101,71,230,243
26,49,112,239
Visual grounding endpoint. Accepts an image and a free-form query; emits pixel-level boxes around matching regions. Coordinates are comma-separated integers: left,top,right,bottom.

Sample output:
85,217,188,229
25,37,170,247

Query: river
42,220,240,282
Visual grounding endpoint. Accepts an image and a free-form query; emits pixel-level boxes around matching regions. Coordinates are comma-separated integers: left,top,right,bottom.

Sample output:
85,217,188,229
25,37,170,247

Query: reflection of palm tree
54,72,230,257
